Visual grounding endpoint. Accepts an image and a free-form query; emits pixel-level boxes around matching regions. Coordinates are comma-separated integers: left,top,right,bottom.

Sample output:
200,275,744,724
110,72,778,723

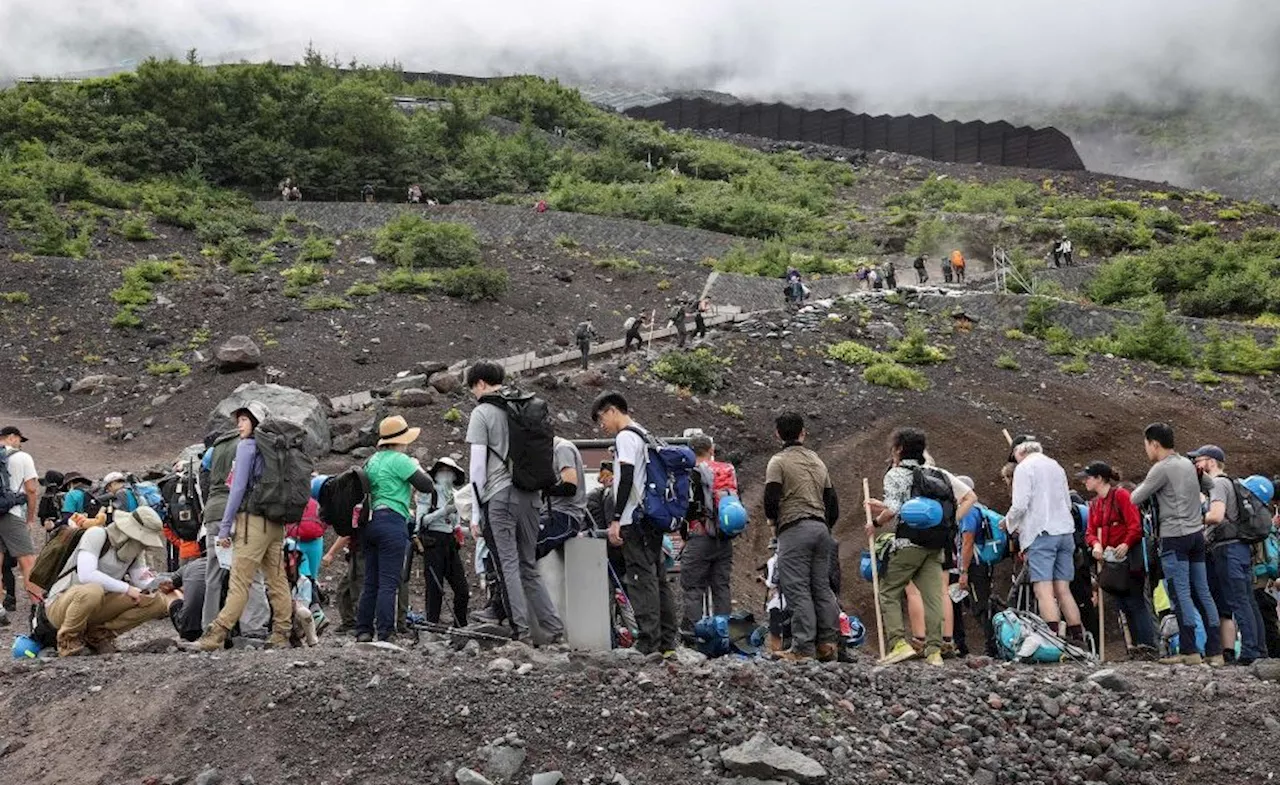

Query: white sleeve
469,443,488,525
75,546,130,594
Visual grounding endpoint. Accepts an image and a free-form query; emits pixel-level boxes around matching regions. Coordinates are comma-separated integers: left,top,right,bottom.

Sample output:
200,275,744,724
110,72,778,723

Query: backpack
1232,478,1273,543
37,491,63,525
685,463,720,537
896,466,956,551
574,322,591,342
318,467,371,538
0,451,27,517
624,316,637,332
1254,527,1280,581
479,390,557,493
535,506,577,560
1069,501,1090,567
167,462,203,541
288,498,326,542
246,420,315,523
974,505,1010,566
29,527,107,591
129,481,169,522
623,425,696,533
993,609,1093,663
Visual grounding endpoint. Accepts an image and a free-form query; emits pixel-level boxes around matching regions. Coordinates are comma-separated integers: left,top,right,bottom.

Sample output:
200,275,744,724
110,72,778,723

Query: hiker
574,320,597,370
941,256,954,284
783,268,805,306
867,267,881,291
1190,445,1268,664
182,402,295,651
1004,436,1087,646
199,415,271,639
361,184,376,203
278,177,294,201
586,460,625,578
694,298,711,339
951,250,966,284
535,199,548,213
42,507,180,656
1081,461,1158,658
322,533,362,634
913,255,929,284
1,425,43,609
668,304,688,348
407,184,423,204
764,412,841,662
953,475,1000,658
1051,239,1064,268
60,473,94,524
681,434,738,632
287,492,326,584
1061,237,1074,266
467,361,565,644
592,390,678,655
413,457,469,627
624,313,646,353
1130,423,1223,666
867,427,976,666
541,437,587,557
883,261,897,290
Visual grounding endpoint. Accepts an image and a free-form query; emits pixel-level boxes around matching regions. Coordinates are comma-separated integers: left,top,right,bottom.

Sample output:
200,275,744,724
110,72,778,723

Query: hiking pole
1097,572,1106,663
863,477,887,659
1002,429,1012,446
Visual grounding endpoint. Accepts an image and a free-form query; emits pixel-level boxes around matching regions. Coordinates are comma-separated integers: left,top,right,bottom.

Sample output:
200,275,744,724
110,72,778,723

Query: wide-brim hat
39,470,65,488
115,507,165,549
61,472,91,490
231,401,270,428
428,457,466,487
102,471,127,487
378,415,421,447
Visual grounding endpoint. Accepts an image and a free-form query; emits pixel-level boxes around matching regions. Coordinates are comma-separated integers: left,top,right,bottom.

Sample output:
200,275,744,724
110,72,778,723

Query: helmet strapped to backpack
896,466,956,550
1236,475,1276,544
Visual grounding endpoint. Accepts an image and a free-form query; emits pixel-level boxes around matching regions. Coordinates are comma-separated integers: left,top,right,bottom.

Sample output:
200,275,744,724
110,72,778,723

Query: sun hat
230,401,269,428
377,415,421,447
427,457,465,487
115,507,165,548
102,471,127,487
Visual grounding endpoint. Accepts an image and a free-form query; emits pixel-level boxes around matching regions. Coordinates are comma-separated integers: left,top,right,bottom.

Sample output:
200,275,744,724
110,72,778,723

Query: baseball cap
0,426,28,443
1077,461,1115,479
1007,433,1035,463
1187,445,1226,463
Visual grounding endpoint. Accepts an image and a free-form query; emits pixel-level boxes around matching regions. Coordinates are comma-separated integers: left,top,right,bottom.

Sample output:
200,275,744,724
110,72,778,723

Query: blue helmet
311,475,329,501
844,613,866,647
1242,475,1275,506
718,495,748,536
11,634,41,659
900,497,944,529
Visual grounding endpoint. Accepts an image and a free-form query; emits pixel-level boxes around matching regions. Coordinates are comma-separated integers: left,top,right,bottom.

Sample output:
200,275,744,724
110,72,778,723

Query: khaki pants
212,513,292,639
47,583,169,655
879,545,944,655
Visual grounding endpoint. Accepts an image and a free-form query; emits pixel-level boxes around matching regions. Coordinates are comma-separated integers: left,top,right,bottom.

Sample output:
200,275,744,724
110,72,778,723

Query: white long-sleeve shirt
1004,453,1075,548
45,526,149,604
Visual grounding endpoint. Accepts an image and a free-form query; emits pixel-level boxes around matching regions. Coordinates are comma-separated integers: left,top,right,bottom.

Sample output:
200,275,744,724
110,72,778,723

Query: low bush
1109,305,1195,366
0,291,30,304
443,407,464,424
1183,221,1218,239
994,353,1020,370
1004,328,1028,341
345,282,380,297
593,256,641,273
298,233,336,262
1193,369,1222,385
827,341,891,366
1044,325,1077,356
891,320,949,365
719,403,744,419
713,240,858,278
281,263,326,289
863,361,929,391
118,213,156,241
652,348,730,393
1059,354,1089,374
379,269,435,293
146,360,190,376
303,295,352,311
436,267,509,302
374,213,481,269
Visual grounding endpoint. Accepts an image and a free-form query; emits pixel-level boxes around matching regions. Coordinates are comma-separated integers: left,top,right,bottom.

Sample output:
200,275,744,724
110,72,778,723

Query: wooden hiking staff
646,308,656,352
1002,428,1013,446
1097,577,1106,662
863,477,887,659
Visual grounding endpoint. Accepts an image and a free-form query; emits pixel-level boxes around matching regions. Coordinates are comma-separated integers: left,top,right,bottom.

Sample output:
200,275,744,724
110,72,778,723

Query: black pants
1,552,15,608
1070,556,1099,643
965,563,998,657
915,268,927,283
417,530,470,626
621,524,678,654
1257,588,1280,658
578,341,590,370
624,329,643,352
694,314,706,338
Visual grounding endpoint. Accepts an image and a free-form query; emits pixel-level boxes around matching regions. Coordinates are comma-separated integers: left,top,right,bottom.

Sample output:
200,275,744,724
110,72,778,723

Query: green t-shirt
365,449,422,520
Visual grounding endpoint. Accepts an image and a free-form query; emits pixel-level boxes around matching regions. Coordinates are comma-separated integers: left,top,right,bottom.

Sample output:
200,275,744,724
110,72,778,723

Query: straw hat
377,415,421,447
115,507,165,549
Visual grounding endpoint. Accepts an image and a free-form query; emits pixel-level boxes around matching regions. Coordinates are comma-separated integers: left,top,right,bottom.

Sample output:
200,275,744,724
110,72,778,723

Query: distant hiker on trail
413,457,469,627
951,250,966,284
288,186,301,202
764,412,841,662
593,390,679,656
361,184,376,203
535,199,548,213
681,434,738,633
867,267,881,291
668,304,688,348
574,320,597,370
783,268,807,306
1,425,43,609
1061,237,1073,266
883,261,897,290
1130,423,1223,666
624,313,646,353
407,184,423,204
694,298,711,339
941,256,954,284
1004,435,1087,648
913,255,929,284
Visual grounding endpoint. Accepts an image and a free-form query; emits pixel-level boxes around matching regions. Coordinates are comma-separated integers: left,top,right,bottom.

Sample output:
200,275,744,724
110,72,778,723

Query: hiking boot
816,643,839,663
355,632,374,643
469,607,502,626
180,625,229,653
774,649,814,662
57,631,88,658
925,651,944,667
940,640,956,659
878,639,919,666
766,633,784,654
335,622,356,635
84,630,118,655
1129,645,1158,662
265,633,292,650
0,607,9,627
2,594,14,612
1159,653,1202,665
908,636,926,654
1205,654,1225,667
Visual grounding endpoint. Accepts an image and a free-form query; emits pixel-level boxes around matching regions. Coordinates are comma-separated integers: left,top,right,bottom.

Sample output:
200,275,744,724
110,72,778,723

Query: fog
3,0,1278,111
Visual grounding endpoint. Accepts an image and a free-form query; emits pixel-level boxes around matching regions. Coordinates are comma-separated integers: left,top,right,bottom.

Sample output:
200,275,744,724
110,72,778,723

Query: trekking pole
1001,429,1012,446
1097,571,1106,662
863,477,887,659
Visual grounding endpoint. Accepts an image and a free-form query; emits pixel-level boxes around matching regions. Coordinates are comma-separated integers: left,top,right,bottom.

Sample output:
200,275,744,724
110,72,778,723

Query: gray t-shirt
1130,454,1205,539
1206,474,1239,546
466,401,512,504
550,437,587,521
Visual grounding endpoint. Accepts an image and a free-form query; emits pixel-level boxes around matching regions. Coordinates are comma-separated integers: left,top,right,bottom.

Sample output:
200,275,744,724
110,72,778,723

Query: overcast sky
2,0,1276,110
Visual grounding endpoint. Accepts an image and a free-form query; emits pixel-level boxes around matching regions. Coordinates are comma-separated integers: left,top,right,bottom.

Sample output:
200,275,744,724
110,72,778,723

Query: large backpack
974,505,1010,566
246,420,315,523
993,608,1094,663
318,466,371,538
624,426,696,533
574,322,592,342
684,463,721,537
1254,527,1280,581
479,390,557,493
29,527,108,591
0,451,27,516
166,460,204,541
896,466,956,551
1232,478,1273,543
128,480,169,522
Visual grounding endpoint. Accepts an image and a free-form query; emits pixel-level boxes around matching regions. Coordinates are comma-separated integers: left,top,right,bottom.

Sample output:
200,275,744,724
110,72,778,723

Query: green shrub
345,282,380,297
281,263,325,289
146,360,190,376
1198,328,1280,375
994,353,1020,370
593,256,641,273
1044,325,1077,356
713,240,857,278
1194,369,1222,385
111,259,180,308
436,267,509,302
1220,399,1235,410
554,234,580,249
862,362,929,391
379,269,435,293
374,214,481,269
1059,354,1089,374
891,320,949,364
1023,298,1055,338
118,213,156,241
111,309,143,329
1004,329,1028,341
303,295,352,311
652,348,730,393
298,234,336,262
1217,208,1243,221
259,250,281,265
443,407,464,424
1109,305,1195,366
229,256,258,275
1183,222,1218,239
0,292,30,305
827,341,891,366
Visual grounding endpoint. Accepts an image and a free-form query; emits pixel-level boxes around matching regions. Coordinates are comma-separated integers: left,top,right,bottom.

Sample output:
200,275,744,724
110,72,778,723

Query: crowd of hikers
4,383,1279,666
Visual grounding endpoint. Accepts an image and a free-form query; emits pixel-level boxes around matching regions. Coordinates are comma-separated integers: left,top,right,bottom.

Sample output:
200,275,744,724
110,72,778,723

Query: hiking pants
485,486,563,638
1255,588,1280,658
776,520,840,656
625,328,643,352
337,548,365,626
1208,542,1267,660
966,562,998,657
694,314,707,339
680,534,733,628
172,556,207,641
955,267,965,283
1107,583,1158,650
880,545,944,656
212,515,292,641
674,323,687,348
1160,532,1222,657
356,509,410,639
420,530,470,626
915,268,928,284
1,551,14,607
578,340,591,370
202,532,270,635
47,583,170,655
621,523,678,654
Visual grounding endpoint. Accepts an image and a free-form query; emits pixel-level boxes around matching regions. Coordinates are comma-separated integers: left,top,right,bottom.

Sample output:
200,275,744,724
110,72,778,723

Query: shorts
1025,532,1075,583
0,513,37,557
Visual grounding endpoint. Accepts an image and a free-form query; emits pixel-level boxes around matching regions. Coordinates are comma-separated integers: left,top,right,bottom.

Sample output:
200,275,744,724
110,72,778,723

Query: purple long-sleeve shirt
218,438,260,538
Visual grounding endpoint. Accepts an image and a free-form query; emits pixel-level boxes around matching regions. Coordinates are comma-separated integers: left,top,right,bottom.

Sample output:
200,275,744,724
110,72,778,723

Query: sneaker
335,622,356,635
1205,654,1225,667
925,651,944,667
469,607,501,625
0,607,9,628
773,649,813,662
2,596,14,613
816,643,839,663
1129,645,1158,662
356,632,374,643
878,640,919,666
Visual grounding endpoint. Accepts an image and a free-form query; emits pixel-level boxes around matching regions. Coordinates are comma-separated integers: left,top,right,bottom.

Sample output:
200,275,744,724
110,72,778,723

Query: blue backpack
624,426,696,533
127,481,169,522
1254,527,1280,581
974,505,1009,566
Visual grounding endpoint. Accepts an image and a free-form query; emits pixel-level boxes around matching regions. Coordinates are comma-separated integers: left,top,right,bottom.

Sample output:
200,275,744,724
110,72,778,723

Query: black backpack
0,452,26,517
574,322,592,342
37,491,62,526
246,420,315,523
318,466,371,537
1233,478,1274,543
897,466,956,551
479,390,557,493
685,463,718,537
167,461,204,541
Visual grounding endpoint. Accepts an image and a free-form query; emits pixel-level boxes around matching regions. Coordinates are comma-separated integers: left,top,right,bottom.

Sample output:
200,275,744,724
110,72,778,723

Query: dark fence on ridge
624,98,1085,171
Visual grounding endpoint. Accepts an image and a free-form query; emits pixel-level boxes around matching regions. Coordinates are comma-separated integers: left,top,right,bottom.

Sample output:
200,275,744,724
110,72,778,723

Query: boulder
454,770,492,785
390,374,428,392
721,733,828,784
429,372,463,395
70,374,129,394
207,383,331,456
865,321,903,342
391,388,435,408
475,743,526,783
415,361,449,377
215,335,262,372
1088,668,1132,693
1253,661,1280,683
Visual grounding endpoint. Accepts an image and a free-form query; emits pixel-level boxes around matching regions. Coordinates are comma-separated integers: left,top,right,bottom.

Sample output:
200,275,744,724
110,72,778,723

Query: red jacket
1086,487,1142,550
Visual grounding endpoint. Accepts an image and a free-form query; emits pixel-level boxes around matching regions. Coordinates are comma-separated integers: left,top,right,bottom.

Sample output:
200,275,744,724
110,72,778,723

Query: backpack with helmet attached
246,420,315,523
480,389,557,493
896,466,956,551
318,466,371,538
166,461,204,541
0,451,26,517
624,426,697,533
1233,475,1275,544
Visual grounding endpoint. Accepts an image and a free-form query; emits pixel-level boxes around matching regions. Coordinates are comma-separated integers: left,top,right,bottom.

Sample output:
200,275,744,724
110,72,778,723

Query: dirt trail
0,408,185,478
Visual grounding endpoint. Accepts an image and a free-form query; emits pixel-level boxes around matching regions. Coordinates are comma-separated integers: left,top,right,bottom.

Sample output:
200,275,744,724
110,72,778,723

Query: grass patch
303,295,352,311
994,353,1021,371
117,213,157,241
443,407,464,425
1004,329,1028,341
436,267,509,302
891,319,949,365
554,234,580,249
298,233,336,262
281,263,326,290
862,362,929,391
146,360,190,376
1216,208,1243,221
1059,354,1089,374
592,256,641,273
0,292,30,305
652,348,730,393
828,341,892,366
719,403,744,419
345,282,380,297
1194,369,1222,386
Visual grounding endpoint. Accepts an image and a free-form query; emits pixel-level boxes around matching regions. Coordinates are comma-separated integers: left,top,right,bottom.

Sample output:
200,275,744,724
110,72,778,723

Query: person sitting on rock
42,507,180,656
